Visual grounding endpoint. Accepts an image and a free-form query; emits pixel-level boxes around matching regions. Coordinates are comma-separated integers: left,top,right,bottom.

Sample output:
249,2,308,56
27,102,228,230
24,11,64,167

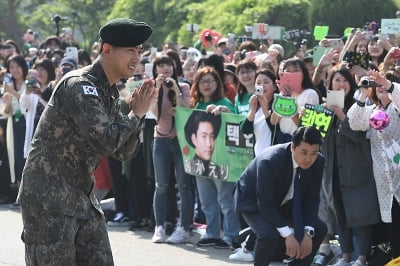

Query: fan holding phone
241,69,280,156
382,46,400,69
271,58,320,136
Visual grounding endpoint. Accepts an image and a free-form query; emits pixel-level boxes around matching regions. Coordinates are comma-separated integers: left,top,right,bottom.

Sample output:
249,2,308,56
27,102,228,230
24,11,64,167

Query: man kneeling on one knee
234,126,327,266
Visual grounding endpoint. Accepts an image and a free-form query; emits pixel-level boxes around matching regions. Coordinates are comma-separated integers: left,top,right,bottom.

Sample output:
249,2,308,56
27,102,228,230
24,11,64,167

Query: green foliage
5,0,400,53
309,0,398,37
12,0,113,50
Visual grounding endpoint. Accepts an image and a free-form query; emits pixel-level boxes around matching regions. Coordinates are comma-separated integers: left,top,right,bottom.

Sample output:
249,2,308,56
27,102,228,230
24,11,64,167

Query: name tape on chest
82,85,98,96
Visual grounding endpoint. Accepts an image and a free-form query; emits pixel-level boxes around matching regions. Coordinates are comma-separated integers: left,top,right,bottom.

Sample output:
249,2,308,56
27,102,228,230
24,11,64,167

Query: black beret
99,18,153,47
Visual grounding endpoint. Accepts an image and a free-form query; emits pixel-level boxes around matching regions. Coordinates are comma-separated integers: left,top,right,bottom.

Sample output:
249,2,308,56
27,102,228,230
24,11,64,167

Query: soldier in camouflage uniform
17,18,156,266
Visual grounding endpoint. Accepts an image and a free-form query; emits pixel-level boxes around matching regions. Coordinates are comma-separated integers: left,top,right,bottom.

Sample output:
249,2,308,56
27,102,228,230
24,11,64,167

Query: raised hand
129,79,158,119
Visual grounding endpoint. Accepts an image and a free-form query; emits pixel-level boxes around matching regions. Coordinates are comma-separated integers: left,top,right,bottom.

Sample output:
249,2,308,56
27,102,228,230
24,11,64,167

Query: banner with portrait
175,107,254,182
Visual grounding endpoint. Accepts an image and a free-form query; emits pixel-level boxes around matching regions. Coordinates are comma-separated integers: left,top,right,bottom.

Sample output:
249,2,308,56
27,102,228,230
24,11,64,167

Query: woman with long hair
316,65,380,266
20,59,56,159
240,68,281,156
150,55,194,244
234,59,257,116
348,68,400,260
271,57,320,140
0,54,28,206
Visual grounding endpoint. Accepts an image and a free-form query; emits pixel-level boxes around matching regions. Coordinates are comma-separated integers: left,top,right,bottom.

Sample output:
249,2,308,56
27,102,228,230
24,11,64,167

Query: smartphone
312,46,331,66
345,52,370,69
379,33,389,40
3,73,13,86
363,31,374,41
326,39,344,50
144,63,153,78
66,46,78,63
392,49,400,60
326,89,344,109
278,72,303,94
245,50,260,60
254,85,263,96
180,49,188,60
125,79,143,93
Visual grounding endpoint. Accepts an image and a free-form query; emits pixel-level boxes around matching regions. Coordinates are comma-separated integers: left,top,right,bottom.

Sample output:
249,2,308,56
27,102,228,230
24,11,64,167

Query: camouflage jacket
18,60,142,218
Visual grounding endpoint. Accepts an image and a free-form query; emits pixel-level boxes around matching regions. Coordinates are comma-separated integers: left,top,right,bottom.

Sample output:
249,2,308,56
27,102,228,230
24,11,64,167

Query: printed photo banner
175,107,254,182
300,104,334,139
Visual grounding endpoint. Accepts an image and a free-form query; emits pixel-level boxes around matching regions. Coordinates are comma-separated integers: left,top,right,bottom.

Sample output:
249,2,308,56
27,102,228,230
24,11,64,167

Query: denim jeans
337,224,372,256
152,137,193,229
196,176,239,244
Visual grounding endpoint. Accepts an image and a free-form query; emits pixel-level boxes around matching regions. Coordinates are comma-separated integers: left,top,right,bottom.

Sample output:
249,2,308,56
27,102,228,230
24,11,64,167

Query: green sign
300,104,334,139
343,27,354,36
175,107,254,182
313,25,329,41
272,94,298,117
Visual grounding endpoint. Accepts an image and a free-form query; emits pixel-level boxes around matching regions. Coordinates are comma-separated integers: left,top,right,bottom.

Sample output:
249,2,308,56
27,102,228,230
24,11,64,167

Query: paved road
0,204,286,266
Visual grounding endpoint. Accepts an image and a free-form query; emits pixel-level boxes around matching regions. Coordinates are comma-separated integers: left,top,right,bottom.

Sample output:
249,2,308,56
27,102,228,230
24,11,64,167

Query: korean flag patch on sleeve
82,85,98,96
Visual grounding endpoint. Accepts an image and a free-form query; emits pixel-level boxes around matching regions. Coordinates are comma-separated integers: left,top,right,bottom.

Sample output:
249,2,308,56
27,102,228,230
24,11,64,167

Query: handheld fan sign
200,29,221,48
272,94,298,117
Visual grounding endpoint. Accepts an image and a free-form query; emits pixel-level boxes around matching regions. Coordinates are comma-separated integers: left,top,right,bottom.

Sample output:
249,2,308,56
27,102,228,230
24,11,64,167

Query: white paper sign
326,90,344,109
252,24,283,40
381,19,400,34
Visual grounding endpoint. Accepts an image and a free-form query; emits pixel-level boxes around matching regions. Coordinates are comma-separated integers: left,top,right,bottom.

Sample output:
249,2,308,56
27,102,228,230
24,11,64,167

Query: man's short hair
184,111,221,148
291,126,323,148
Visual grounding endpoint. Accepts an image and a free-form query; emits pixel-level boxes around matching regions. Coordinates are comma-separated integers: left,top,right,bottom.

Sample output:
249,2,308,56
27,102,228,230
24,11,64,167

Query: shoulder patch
82,85,98,96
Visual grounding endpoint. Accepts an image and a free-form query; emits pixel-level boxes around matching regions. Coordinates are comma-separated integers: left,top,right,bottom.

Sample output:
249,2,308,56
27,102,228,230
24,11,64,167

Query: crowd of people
1,15,400,266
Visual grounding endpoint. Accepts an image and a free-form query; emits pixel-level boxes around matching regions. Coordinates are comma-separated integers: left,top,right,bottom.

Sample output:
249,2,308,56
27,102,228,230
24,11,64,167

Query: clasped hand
285,234,313,260
129,79,158,118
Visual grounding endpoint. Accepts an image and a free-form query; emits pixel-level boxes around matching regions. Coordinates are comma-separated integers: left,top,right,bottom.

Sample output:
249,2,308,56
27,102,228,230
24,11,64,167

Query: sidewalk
0,204,284,266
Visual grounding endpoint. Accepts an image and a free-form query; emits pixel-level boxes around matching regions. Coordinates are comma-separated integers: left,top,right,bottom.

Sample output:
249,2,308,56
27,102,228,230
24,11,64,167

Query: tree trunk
0,0,23,49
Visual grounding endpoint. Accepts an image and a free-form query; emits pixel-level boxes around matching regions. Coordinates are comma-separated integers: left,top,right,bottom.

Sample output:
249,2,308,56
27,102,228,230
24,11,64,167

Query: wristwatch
304,228,315,238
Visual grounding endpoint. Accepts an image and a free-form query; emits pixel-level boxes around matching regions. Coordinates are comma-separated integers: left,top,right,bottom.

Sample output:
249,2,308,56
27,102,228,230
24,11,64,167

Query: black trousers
390,198,400,258
243,212,327,266
108,156,135,218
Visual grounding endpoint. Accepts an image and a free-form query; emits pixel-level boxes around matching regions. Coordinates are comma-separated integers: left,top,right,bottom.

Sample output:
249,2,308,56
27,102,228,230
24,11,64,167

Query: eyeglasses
199,79,216,85
238,70,255,76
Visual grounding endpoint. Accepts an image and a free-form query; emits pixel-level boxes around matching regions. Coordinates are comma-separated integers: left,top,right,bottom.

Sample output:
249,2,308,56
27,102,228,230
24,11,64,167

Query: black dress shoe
0,195,10,204
128,220,144,231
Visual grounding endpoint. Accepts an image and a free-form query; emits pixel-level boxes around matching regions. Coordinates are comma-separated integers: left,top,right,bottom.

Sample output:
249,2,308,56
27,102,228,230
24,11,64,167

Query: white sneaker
229,247,254,262
331,258,351,266
151,225,166,243
351,260,367,266
166,226,190,244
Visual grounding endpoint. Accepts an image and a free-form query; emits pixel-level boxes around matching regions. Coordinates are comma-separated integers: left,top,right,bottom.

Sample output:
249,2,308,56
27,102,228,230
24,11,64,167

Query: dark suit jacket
234,143,325,228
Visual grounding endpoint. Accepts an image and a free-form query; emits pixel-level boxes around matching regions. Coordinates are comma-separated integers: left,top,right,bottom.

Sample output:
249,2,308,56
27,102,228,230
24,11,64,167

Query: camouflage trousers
21,207,114,266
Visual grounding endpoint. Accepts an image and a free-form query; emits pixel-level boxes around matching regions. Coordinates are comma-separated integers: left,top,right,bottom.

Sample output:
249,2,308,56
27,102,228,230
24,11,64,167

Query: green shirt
194,97,235,113
234,93,252,116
